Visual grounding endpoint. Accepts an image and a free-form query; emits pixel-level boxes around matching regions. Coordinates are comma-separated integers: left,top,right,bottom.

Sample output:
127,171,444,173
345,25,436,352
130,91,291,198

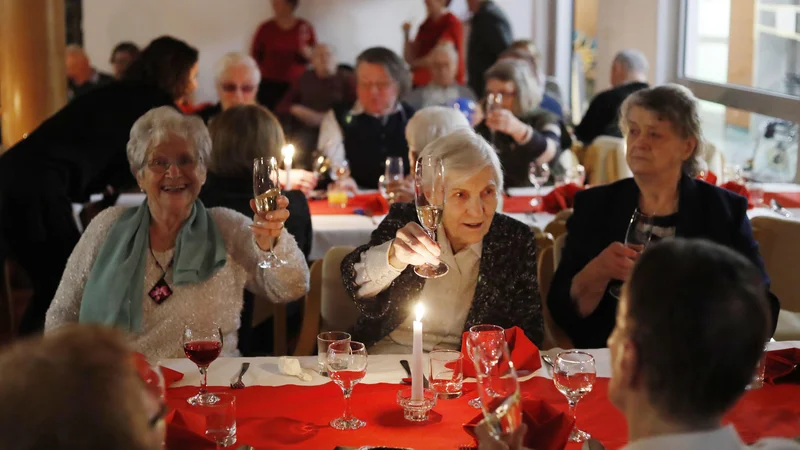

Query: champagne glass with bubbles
414,155,449,278
554,351,596,443
253,157,286,268
609,208,654,298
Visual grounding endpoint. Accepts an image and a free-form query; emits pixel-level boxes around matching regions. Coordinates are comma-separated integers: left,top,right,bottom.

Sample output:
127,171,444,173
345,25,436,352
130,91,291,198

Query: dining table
160,341,800,450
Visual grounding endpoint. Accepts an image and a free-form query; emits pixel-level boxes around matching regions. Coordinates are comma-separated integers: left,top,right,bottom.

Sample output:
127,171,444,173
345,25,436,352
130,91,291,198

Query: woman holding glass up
547,84,779,349
341,129,544,354
44,107,309,359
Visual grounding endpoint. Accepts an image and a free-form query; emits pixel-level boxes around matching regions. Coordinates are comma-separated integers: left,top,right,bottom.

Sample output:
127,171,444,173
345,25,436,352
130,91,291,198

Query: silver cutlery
770,199,794,218
582,438,607,450
399,359,429,388
230,362,250,389
541,354,554,368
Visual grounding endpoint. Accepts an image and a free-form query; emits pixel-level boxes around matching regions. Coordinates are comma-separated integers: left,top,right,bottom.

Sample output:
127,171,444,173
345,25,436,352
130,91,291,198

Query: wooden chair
293,259,322,356
534,233,573,350
544,209,572,241
584,136,631,185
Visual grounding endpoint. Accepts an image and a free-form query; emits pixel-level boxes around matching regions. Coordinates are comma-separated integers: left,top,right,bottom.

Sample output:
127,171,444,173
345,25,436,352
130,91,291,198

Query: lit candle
282,144,295,190
412,303,425,401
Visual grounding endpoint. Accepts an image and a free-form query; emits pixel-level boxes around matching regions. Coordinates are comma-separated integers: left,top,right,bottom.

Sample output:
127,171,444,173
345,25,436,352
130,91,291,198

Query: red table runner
165,377,800,450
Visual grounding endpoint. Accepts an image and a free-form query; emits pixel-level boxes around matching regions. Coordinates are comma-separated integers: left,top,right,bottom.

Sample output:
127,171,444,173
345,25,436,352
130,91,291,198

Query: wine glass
331,160,351,181
327,340,368,430
466,324,505,408
474,338,522,439
253,157,286,268
383,156,406,203
413,155,449,278
486,93,504,145
183,326,223,406
528,162,551,207
554,351,596,443
570,164,586,185
608,208,654,299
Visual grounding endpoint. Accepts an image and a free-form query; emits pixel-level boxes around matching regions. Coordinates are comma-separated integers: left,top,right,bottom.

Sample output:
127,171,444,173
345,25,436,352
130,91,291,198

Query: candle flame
415,303,425,322
281,144,295,159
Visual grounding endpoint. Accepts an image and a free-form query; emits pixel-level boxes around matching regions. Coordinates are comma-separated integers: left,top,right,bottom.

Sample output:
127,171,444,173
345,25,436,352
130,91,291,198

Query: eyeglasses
147,155,198,174
358,80,395,91
221,83,256,94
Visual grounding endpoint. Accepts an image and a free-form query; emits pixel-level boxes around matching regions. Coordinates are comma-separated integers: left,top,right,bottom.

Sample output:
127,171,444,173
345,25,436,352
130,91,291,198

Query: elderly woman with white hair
196,52,262,124
341,129,543,353
45,107,309,359
475,58,568,187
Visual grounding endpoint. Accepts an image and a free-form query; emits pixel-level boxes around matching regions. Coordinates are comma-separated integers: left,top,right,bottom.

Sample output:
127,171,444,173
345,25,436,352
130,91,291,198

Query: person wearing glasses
44,107,309,359
196,52,261,124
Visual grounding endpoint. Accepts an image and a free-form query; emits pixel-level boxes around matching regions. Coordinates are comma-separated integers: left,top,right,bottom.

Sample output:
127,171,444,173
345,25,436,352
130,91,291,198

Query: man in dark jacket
466,0,513,98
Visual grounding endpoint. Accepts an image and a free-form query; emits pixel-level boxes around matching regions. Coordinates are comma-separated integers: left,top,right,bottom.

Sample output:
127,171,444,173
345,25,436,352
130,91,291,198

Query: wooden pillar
726,0,756,129
0,0,67,150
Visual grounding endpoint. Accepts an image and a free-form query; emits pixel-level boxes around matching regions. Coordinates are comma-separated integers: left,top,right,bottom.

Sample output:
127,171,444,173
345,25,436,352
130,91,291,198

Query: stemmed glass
183,326,223,406
466,324,505,408
332,160,351,181
414,155,449,278
327,340,368,430
203,392,237,449
381,156,406,203
253,156,286,268
554,351,597,443
474,338,522,439
486,93,503,145
528,162,551,207
608,208,654,298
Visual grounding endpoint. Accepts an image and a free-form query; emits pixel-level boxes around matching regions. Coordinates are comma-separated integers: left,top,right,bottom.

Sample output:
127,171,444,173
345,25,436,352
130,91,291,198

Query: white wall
83,0,534,103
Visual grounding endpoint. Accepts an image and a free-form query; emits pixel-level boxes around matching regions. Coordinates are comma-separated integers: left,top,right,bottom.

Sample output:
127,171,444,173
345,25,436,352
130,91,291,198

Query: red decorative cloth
462,399,574,450
542,183,584,213
764,191,800,208
307,194,389,216
765,348,800,384
411,12,465,86
720,181,754,208
459,326,541,378
132,352,184,387
697,171,718,185
251,19,317,83
502,196,542,214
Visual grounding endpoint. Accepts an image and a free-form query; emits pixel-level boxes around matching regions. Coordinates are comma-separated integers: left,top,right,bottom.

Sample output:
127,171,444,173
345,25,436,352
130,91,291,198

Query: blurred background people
109,41,141,80
403,42,475,111
196,52,261,124
466,0,513,98
403,0,465,88
66,44,114,100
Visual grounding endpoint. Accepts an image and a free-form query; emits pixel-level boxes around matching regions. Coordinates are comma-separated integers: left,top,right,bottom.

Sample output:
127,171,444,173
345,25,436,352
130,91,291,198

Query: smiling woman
340,129,544,354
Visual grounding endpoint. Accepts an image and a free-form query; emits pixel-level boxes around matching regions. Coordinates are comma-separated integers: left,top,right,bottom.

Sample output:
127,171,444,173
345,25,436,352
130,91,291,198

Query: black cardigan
341,202,544,348
547,175,781,349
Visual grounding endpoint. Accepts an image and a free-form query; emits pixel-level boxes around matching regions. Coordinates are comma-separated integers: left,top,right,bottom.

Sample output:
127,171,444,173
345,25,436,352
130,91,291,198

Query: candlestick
282,144,295,190
411,303,425,401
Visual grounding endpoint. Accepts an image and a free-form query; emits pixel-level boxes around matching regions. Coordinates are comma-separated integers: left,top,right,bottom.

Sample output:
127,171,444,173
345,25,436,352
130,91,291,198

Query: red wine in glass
184,341,222,367
183,327,223,406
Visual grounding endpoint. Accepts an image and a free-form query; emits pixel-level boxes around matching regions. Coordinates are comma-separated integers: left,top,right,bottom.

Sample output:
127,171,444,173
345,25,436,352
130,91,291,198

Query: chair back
293,259,322,356
545,209,572,241
586,136,631,185
553,232,567,268
751,216,800,313
320,246,361,332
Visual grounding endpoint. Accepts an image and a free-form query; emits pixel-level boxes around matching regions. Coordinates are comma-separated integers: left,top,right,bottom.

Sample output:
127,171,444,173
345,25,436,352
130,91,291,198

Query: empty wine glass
474,338,521,439
486,93,504,145
253,157,286,268
327,340,368,430
466,324,505,408
383,156,406,203
554,351,596,443
183,326,223,406
528,162,551,207
609,208,654,298
414,155,449,278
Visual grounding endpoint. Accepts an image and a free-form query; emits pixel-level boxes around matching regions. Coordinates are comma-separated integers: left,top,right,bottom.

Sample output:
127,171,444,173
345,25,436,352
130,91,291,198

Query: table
162,342,800,450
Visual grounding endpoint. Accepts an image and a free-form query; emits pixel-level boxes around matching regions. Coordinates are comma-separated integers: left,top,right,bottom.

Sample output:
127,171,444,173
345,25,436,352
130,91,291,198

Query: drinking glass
486,93,504,145
413,155,449,278
747,182,765,207
429,349,463,399
316,331,351,376
474,337,521,439
528,162,551,207
327,182,349,208
609,208,655,298
747,344,769,390
383,156,406,203
466,324,505,408
183,326,223,406
253,156,286,268
554,351,596,443
202,392,237,449
570,164,586,185
331,160,352,181
140,363,167,446
327,340,368,430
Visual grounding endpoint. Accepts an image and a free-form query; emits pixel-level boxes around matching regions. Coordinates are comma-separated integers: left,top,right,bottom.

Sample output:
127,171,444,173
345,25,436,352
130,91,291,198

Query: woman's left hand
249,195,291,251
486,109,526,137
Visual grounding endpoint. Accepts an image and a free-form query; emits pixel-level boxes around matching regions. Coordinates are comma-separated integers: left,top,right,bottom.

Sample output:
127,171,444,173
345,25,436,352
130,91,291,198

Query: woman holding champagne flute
341,129,544,354
44,107,309,359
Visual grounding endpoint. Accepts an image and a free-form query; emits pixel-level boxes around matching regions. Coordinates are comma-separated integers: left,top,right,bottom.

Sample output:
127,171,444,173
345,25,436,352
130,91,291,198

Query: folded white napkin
278,357,312,381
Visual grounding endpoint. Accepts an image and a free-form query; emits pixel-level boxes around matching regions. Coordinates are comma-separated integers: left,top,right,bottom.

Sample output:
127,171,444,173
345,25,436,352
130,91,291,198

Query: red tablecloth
307,194,389,216
765,191,800,208
165,377,800,450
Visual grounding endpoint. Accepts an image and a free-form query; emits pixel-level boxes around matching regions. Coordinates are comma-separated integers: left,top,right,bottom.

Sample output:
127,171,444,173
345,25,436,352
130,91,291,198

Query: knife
770,199,794,218
399,359,429,388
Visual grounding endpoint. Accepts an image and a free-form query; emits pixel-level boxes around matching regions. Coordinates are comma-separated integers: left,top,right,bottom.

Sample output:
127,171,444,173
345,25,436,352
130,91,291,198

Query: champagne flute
608,208,654,299
554,351,597,443
183,326,224,406
413,155,449,278
486,93,503,145
474,338,522,439
327,340,368,430
466,324,505,408
253,157,286,268
528,162,551,207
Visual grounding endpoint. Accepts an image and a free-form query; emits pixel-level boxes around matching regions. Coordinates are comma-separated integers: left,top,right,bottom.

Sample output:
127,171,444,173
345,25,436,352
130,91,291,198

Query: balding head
611,49,648,87
65,44,93,83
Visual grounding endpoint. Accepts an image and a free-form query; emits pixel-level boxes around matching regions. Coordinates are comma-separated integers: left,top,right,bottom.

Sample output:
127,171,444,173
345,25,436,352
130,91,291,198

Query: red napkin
132,352,185,387
721,181,754,209
462,399,574,450
460,326,541,378
697,171,718,185
542,183,584,213
308,193,390,216
765,348,800,384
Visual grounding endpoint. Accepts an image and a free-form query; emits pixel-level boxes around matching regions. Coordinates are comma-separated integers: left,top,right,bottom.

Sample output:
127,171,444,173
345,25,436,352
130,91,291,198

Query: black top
195,103,222,125
574,81,649,145
341,203,544,348
468,1,513,98
199,172,312,259
547,175,780,349
68,71,115,100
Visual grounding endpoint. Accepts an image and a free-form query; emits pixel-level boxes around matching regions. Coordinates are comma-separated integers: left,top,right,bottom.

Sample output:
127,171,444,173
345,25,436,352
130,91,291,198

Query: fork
230,362,250,389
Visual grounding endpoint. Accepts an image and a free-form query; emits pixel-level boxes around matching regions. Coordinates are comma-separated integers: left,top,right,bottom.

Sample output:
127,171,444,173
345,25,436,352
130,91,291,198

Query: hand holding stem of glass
413,155,449,278
253,157,286,268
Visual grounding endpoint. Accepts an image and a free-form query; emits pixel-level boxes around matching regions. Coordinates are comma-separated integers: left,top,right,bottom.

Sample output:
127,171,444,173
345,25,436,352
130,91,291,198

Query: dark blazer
574,81,649,145
341,203,544,348
547,175,780,349
468,1,513,98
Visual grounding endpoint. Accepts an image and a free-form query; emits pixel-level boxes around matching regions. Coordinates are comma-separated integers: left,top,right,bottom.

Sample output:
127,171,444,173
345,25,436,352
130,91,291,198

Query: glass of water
316,331,351,375
429,349,463,399
554,351,596,443
203,392,237,449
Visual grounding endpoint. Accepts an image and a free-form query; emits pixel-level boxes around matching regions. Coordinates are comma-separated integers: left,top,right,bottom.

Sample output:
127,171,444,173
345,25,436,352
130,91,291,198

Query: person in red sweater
251,0,316,109
402,0,465,87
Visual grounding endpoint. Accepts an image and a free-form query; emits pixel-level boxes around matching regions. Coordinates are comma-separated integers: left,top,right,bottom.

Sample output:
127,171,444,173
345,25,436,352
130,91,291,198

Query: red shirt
251,18,317,84
412,12,465,87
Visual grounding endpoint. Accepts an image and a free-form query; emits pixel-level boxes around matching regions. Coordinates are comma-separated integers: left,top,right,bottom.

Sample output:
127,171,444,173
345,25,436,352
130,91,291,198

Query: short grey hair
126,106,211,174
213,52,261,85
356,47,412,99
420,128,504,194
406,106,470,156
619,83,704,176
614,49,649,75
484,59,542,117
429,41,458,64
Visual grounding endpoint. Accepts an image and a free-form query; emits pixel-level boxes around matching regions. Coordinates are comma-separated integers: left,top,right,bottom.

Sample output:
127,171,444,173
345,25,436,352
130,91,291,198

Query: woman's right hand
571,242,639,316
388,222,441,270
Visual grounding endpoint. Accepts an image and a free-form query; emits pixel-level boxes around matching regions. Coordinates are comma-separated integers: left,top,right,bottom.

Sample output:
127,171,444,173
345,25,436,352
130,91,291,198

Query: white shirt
622,425,800,450
353,231,482,354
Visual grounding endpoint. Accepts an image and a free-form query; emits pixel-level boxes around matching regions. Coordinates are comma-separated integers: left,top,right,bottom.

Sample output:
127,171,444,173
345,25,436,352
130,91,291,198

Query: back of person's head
484,59,542,117
123,35,199,100
356,47,412,99
111,41,140,59
0,325,162,450
208,104,285,177
612,49,648,79
620,238,770,424
406,106,470,156
499,47,543,85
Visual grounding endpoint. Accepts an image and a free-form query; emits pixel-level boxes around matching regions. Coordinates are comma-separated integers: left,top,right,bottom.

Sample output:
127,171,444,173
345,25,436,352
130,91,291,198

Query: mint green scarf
79,199,227,332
